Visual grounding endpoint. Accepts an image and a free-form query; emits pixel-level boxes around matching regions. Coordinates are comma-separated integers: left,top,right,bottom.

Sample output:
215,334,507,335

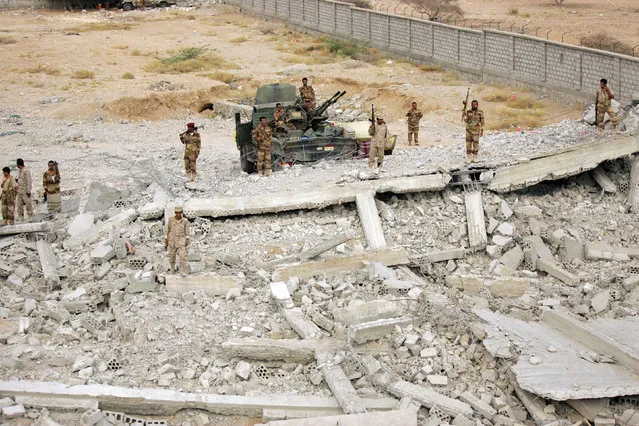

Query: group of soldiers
1,159,61,226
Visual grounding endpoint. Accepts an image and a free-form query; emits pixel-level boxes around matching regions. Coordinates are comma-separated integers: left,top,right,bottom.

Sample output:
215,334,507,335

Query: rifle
370,104,376,133
462,88,470,122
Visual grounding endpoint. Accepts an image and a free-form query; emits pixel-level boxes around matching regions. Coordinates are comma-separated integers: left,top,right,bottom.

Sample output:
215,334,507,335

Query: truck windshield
255,84,297,104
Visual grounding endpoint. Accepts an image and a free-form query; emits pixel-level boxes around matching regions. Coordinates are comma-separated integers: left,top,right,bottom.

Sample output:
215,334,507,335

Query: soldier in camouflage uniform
164,206,190,276
180,122,201,182
273,103,287,127
15,158,33,221
43,160,61,213
1,167,17,225
299,77,316,110
596,78,619,133
406,101,423,146
253,117,273,177
368,116,389,169
462,100,484,163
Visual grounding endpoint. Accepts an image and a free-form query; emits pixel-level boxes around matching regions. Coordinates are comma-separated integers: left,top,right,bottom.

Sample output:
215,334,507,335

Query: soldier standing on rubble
368,116,389,169
15,158,33,221
1,167,17,226
180,122,201,182
406,101,423,146
596,78,619,134
253,117,273,177
299,77,316,110
462,100,484,163
165,206,189,276
43,160,61,213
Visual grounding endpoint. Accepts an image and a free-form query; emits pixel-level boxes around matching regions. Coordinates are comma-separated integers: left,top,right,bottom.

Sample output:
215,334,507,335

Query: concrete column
356,193,386,250
36,240,60,288
628,155,639,212
464,192,487,250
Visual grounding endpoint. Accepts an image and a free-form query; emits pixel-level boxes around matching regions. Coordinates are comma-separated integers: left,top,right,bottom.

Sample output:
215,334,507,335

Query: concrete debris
356,193,387,250
348,317,412,344
333,300,402,326
387,380,474,418
316,349,367,414
260,409,417,425
465,192,488,249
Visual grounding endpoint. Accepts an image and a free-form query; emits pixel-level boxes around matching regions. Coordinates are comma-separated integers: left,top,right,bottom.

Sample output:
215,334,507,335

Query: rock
2,404,26,418
78,367,94,379
496,222,514,236
426,374,449,386
499,200,513,219
23,299,37,316
235,361,251,380
591,290,610,314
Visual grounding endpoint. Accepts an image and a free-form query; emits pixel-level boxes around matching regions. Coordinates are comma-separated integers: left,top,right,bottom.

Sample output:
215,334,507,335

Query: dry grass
506,94,542,109
66,22,133,32
230,36,248,44
145,47,236,74
486,104,545,130
199,71,236,83
482,89,511,102
22,65,61,75
418,64,442,72
0,36,16,44
443,71,462,85
71,69,95,79
111,44,129,50
581,32,632,56
121,72,135,79
256,23,279,35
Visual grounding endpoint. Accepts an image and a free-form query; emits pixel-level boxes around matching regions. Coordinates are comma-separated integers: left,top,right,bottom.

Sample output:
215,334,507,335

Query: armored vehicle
235,83,359,173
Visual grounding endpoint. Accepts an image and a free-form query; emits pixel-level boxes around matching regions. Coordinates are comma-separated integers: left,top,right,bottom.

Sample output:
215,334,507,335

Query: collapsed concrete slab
183,174,450,219
387,380,473,418
316,349,367,414
0,380,396,417
348,317,412,344
356,193,386,250
422,248,466,263
333,300,402,327
488,135,639,193
261,409,417,425
0,222,53,236
64,209,138,250
221,338,319,363
272,248,409,281
464,192,487,250
165,275,242,297
36,241,60,288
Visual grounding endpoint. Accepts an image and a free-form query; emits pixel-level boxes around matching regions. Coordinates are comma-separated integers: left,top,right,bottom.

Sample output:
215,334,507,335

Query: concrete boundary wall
0,0,48,8
226,0,639,104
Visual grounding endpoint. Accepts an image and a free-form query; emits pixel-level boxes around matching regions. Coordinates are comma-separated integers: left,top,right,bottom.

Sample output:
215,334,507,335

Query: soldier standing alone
180,122,201,182
299,77,316,110
462,100,484,163
43,160,61,213
368,116,389,169
165,206,190,276
253,117,273,177
15,158,33,221
1,167,17,226
596,78,619,134
406,101,423,146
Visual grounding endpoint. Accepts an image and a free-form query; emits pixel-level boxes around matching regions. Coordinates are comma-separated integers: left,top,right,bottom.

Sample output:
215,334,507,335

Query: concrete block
499,200,513,219
536,258,579,286
628,155,639,212
42,301,71,324
559,237,584,262
348,317,412,344
310,310,334,332
423,248,466,263
333,300,402,326
585,243,631,262
270,282,291,301
426,375,448,386
13,265,30,280
235,361,251,380
356,192,387,250
388,380,474,418
361,355,381,375
496,222,515,236
90,245,115,265
80,408,105,426
221,338,318,363
452,414,476,426
368,262,396,281
138,202,165,220
488,278,530,298
316,349,367,414
7,273,23,287
0,397,14,408
262,409,417,425
591,290,610,314
460,391,497,419
283,308,322,340
493,245,523,277
2,403,25,418
594,417,615,426
126,270,157,293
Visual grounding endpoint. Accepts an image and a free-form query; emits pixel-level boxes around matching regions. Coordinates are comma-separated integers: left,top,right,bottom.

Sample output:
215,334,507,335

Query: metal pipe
546,29,552,40
633,45,639,57
521,24,528,34
561,31,570,43
534,26,541,36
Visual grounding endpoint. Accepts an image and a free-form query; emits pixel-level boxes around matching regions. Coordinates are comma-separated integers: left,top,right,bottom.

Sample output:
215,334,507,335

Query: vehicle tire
240,145,256,174
122,2,133,10
159,1,168,7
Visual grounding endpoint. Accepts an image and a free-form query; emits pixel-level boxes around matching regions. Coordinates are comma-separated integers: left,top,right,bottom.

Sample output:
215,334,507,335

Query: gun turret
312,91,346,119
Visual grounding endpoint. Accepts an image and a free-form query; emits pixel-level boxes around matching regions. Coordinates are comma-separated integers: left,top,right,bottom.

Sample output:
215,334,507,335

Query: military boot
168,263,175,274
265,170,272,177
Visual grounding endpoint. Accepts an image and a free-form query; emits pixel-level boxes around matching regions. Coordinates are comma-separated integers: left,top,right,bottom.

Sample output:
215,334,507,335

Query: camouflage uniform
299,85,316,110
406,107,423,145
180,130,201,182
1,175,17,225
166,214,189,274
274,107,287,127
254,124,273,176
463,108,484,161
596,86,618,130
368,121,389,168
43,169,61,213
16,167,33,220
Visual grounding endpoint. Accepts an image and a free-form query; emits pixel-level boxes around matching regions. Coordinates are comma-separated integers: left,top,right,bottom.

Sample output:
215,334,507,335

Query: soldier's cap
187,122,195,128
376,116,383,120
174,206,183,212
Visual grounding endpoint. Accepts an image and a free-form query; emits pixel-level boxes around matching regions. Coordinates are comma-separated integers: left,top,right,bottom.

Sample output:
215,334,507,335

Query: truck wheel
122,2,133,10
240,145,256,174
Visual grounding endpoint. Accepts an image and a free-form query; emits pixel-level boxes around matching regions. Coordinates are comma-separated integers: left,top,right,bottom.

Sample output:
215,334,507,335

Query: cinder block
80,408,104,426
90,245,115,265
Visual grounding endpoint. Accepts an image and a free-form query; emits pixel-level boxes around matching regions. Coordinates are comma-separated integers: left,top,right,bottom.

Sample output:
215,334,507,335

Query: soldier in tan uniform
406,101,423,146
1,167,17,225
15,158,32,221
596,78,619,133
299,77,316,110
368,116,389,169
43,160,61,213
165,206,190,276
462,100,484,163
273,103,287,127
180,122,201,182
253,117,273,177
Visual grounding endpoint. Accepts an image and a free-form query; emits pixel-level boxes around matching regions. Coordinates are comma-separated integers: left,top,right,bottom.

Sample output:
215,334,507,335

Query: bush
508,8,518,15
201,71,235,83
121,72,135,79
483,89,510,102
418,64,442,72
23,65,60,75
506,94,542,109
71,70,95,79
485,105,544,130
231,36,248,44
0,36,16,44
145,47,236,74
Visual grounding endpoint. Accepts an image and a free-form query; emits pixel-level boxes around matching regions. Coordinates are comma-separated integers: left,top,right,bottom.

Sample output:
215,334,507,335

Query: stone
367,262,396,281
361,355,381,375
0,397,14,408
460,391,497,419
90,245,115,265
80,408,105,426
23,299,37,316
514,205,543,218
85,181,123,212
426,375,448,386
239,326,254,337
333,300,401,326
2,404,26,418
7,273,23,287
500,200,513,219
487,218,499,234
235,361,251,380
492,235,513,247
591,290,610,314
67,213,95,237
496,222,515,236
493,245,523,276
78,367,94,379
420,348,437,358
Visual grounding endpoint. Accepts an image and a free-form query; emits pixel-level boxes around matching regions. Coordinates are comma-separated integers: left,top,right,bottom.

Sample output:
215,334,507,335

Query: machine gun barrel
313,90,346,118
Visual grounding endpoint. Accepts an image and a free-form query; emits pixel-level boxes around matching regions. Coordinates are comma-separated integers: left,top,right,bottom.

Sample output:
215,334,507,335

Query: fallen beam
262,409,417,426
0,222,53,236
356,193,386,250
333,300,402,327
316,349,367,414
0,380,396,417
464,192,487,250
591,166,618,193
164,274,242,297
488,135,639,193
36,241,60,288
509,377,558,425
422,248,466,263
63,209,138,250
282,308,323,340
221,338,319,363
536,258,579,286
387,380,473,418
272,247,409,281
348,317,412,344
262,398,401,422
298,233,356,261
585,242,639,261
183,174,450,219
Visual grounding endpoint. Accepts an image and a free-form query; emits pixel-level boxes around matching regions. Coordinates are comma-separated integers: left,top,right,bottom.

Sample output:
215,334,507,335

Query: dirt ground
376,0,639,50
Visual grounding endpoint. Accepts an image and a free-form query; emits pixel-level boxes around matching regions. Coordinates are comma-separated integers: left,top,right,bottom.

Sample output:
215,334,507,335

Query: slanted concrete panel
356,193,386,250
465,192,487,249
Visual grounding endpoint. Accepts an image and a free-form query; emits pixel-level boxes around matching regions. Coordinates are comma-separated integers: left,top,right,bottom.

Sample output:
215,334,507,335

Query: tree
401,0,463,22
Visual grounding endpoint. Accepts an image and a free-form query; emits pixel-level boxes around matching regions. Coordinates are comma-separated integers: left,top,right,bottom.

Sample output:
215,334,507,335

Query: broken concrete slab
492,245,523,277
272,248,409,281
90,245,115,265
488,135,639,192
184,174,450,219
348,317,412,344
387,380,473,418
464,192,487,250
165,274,242,297
488,278,530,298
282,308,323,340
510,377,558,425
536,259,579,286
356,193,386,250
14,394,98,411
316,349,367,414
333,300,402,326
591,166,618,193
84,181,124,212
566,398,611,422
261,409,416,425
36,241,60,288
459,391,496,419
629,155,639,212
64,209,138,250
0,222,53,236
67,213,95,237
422,248,466,263
584,242,634,262
221,338,319,363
